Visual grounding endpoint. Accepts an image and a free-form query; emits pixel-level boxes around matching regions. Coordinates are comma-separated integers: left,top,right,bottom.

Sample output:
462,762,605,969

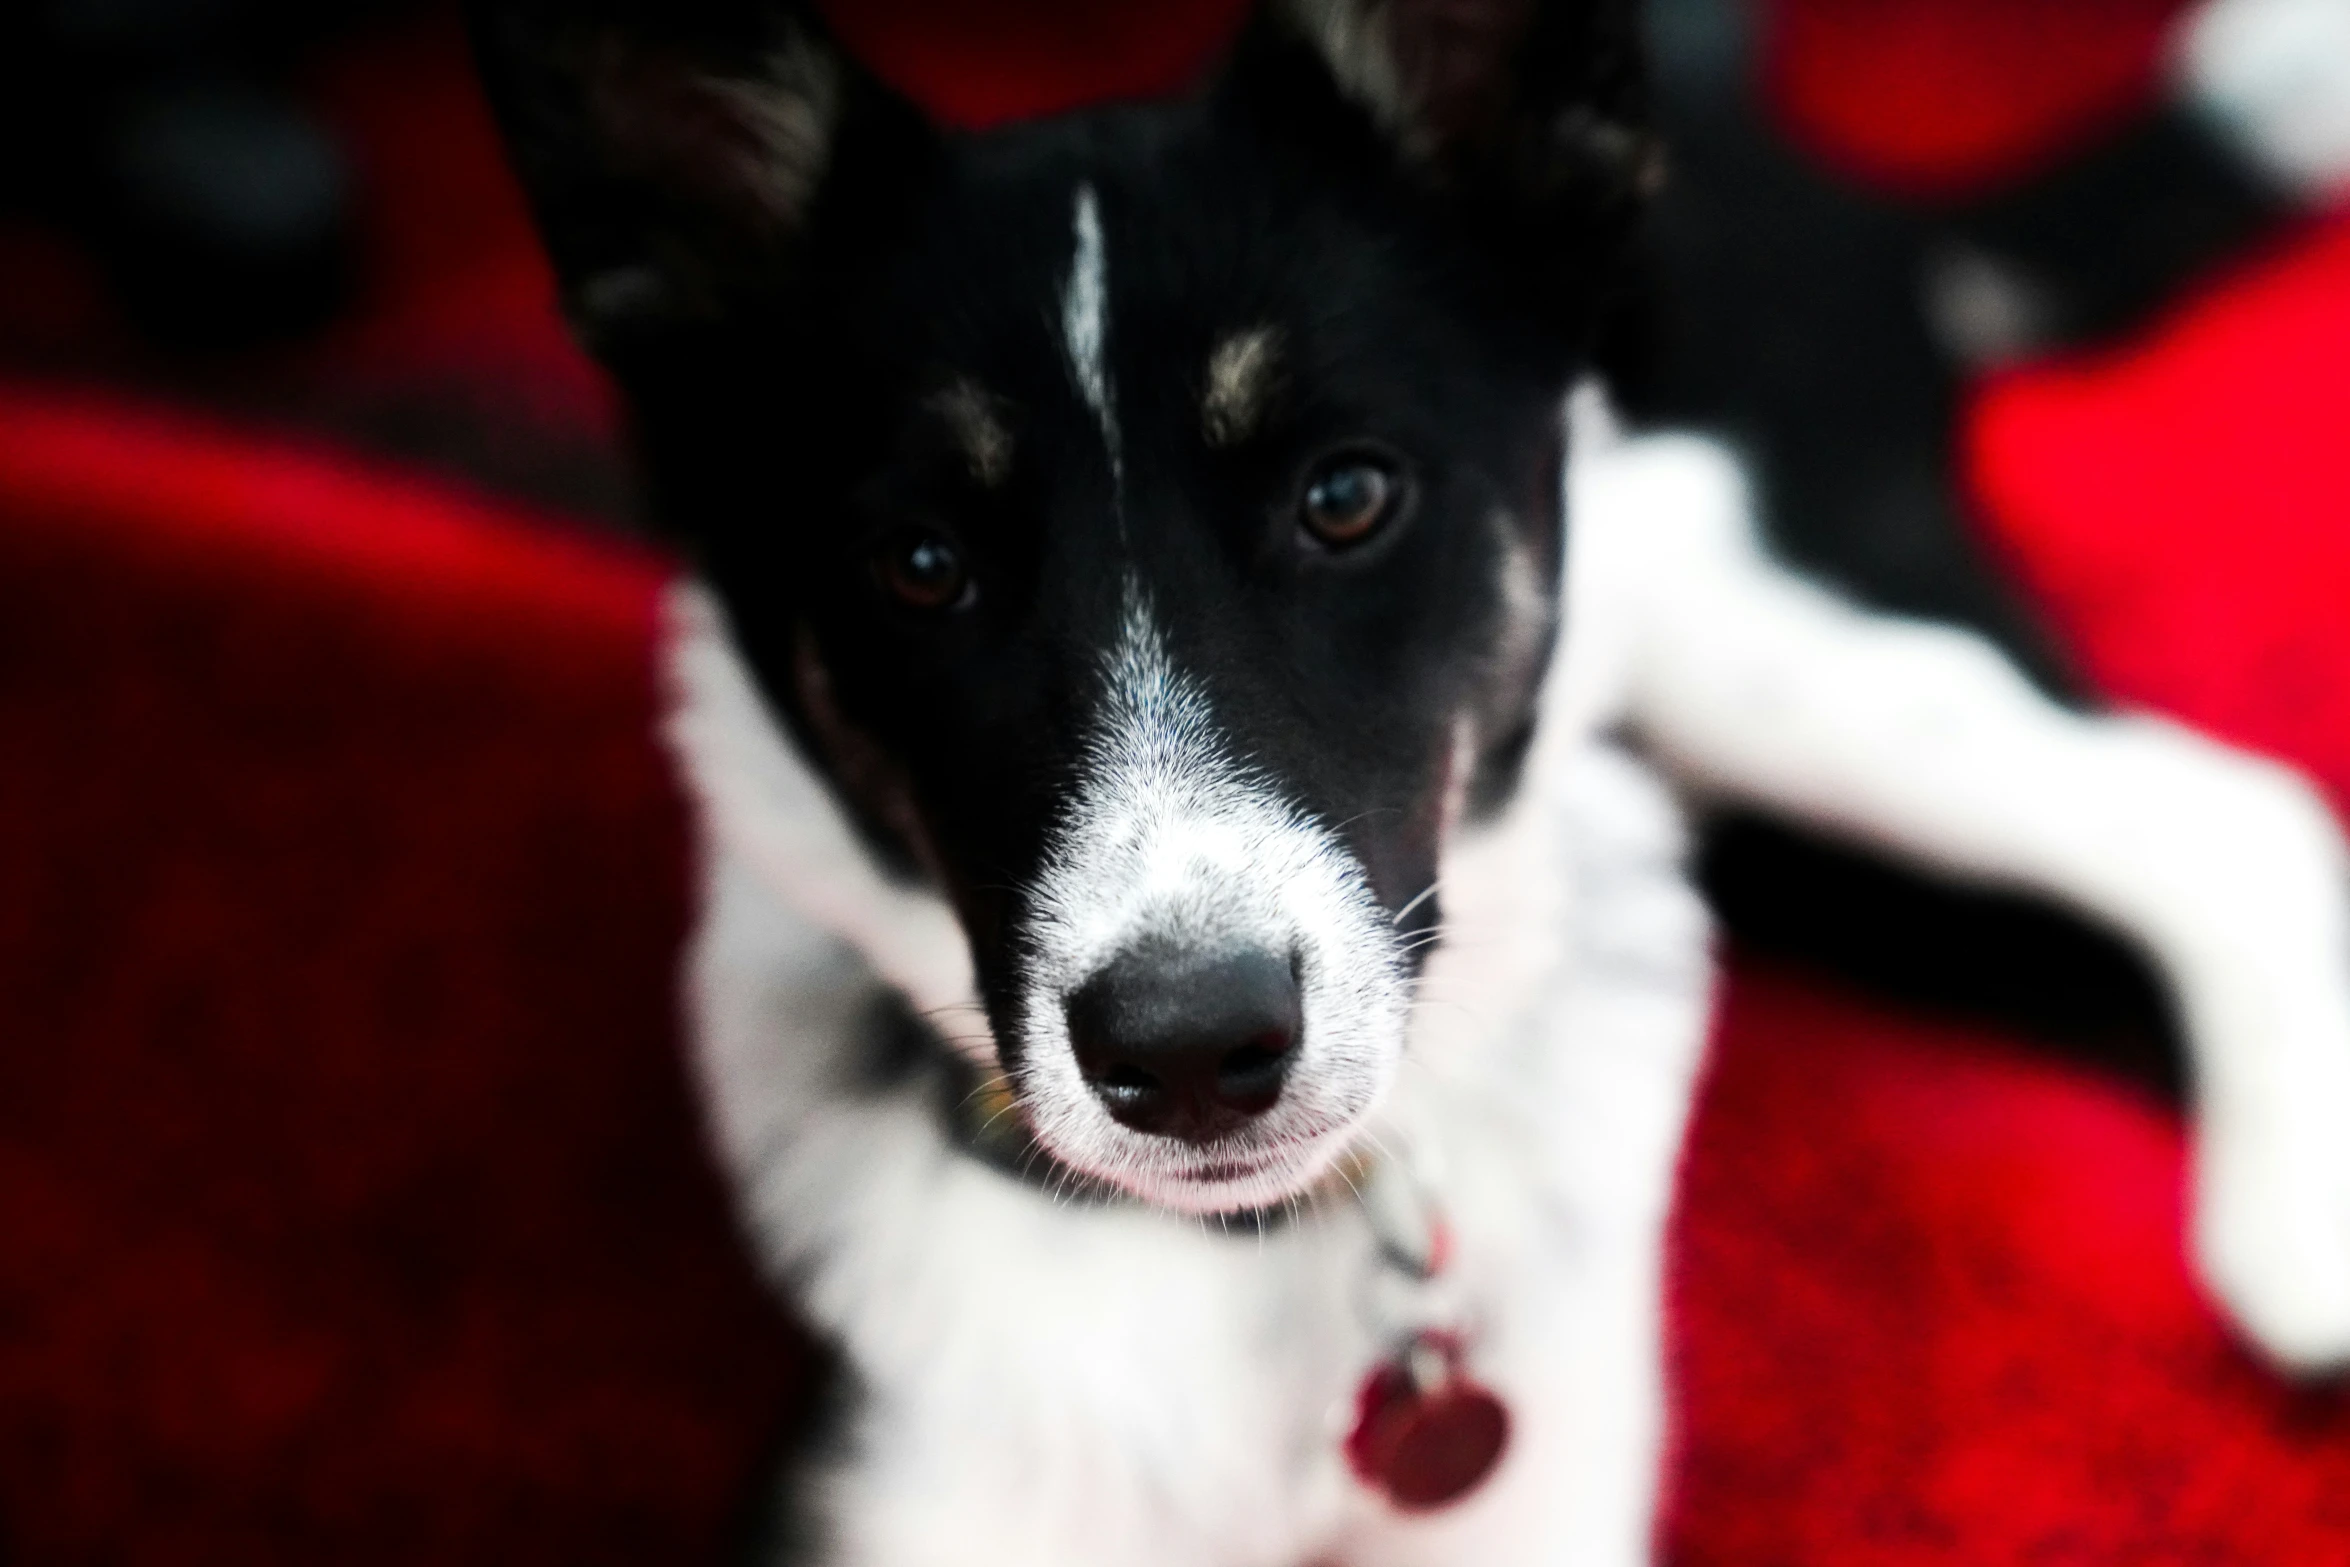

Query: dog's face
476,0,1650,1212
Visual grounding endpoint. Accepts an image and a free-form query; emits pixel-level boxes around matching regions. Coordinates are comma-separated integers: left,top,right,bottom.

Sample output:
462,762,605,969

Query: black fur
471,0,1653,1051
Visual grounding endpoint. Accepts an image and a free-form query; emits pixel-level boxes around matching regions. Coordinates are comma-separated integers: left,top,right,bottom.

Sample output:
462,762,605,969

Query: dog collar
1343,1145,1512,1512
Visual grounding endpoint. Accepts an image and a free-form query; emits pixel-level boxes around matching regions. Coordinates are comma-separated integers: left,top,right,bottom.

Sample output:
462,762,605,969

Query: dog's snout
1067,944,1301,1143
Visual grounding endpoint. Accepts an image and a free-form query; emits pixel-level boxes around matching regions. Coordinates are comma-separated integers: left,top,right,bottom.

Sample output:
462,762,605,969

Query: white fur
1571,423,2350,1372
2180,0,2350,198
1016,588,1410,1215
665,411,2350,1567
664,587,981,1048
1061,183,1123,485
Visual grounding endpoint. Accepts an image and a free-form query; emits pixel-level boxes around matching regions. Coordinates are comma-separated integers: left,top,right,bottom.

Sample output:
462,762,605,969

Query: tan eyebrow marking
929,378,1015,487
1202,326,1283,448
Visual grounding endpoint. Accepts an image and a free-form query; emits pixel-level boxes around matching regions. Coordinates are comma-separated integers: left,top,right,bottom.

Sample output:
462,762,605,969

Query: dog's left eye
873,527,974,612
1299,455,1404,548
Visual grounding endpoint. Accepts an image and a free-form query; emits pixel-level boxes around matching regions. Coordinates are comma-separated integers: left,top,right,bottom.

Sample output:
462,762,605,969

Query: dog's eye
1300,455,1403,548
873,527,973,612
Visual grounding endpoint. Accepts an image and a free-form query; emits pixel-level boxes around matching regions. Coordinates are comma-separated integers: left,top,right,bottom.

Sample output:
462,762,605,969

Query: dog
469,2,2350,1561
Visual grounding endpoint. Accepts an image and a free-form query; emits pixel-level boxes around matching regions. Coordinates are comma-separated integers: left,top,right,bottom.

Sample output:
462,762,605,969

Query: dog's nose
1067,944,1301,1143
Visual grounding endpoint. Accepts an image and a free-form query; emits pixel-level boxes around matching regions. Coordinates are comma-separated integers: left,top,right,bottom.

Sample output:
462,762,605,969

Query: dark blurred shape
1955,105,2291,352
1701,815,2183,1098
96,79,351,348
0,0,367,352
0,1,642,523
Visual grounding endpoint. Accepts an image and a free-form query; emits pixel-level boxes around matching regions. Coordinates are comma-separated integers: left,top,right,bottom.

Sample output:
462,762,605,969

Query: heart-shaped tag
1344,1334,1510,1511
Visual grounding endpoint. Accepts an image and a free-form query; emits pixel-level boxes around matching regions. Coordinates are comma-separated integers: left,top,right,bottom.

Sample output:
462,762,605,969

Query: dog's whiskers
1391,879,1442,928
1327,804,1404,837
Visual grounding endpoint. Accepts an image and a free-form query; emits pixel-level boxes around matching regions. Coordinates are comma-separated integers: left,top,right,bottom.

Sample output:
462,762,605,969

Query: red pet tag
1344,1332,1511,1511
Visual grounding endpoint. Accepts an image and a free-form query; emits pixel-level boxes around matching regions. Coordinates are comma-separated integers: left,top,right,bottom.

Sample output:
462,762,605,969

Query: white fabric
2182,0,2350,198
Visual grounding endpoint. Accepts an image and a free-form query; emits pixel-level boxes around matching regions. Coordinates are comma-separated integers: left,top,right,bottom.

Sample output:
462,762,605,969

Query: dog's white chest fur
676,522,1713,1566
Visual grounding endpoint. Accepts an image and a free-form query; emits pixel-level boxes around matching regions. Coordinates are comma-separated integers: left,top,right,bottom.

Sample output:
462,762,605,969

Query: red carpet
0,394,806,1565
3,1,2349,1562
1969,210,2350,820
1672,973,2350,1566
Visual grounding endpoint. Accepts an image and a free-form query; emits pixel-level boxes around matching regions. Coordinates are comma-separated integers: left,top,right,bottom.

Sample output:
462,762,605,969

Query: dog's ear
1260,0,1658,215
467,0,926,358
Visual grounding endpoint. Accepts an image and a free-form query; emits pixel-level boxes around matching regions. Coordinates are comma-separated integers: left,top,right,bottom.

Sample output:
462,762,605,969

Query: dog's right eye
1299,452,1407,550
873,527,974,612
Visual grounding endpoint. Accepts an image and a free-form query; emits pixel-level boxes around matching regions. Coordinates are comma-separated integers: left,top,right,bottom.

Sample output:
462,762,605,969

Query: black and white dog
471,1,2350,1560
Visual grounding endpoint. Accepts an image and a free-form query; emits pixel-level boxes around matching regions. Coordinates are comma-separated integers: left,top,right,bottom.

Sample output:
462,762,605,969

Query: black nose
1067,944,1302,1144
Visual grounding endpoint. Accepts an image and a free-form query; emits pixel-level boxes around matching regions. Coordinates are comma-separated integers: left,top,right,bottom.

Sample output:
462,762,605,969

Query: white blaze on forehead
1014,586,1410,1206
1031,590,1379,977
1060,183,1122,485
